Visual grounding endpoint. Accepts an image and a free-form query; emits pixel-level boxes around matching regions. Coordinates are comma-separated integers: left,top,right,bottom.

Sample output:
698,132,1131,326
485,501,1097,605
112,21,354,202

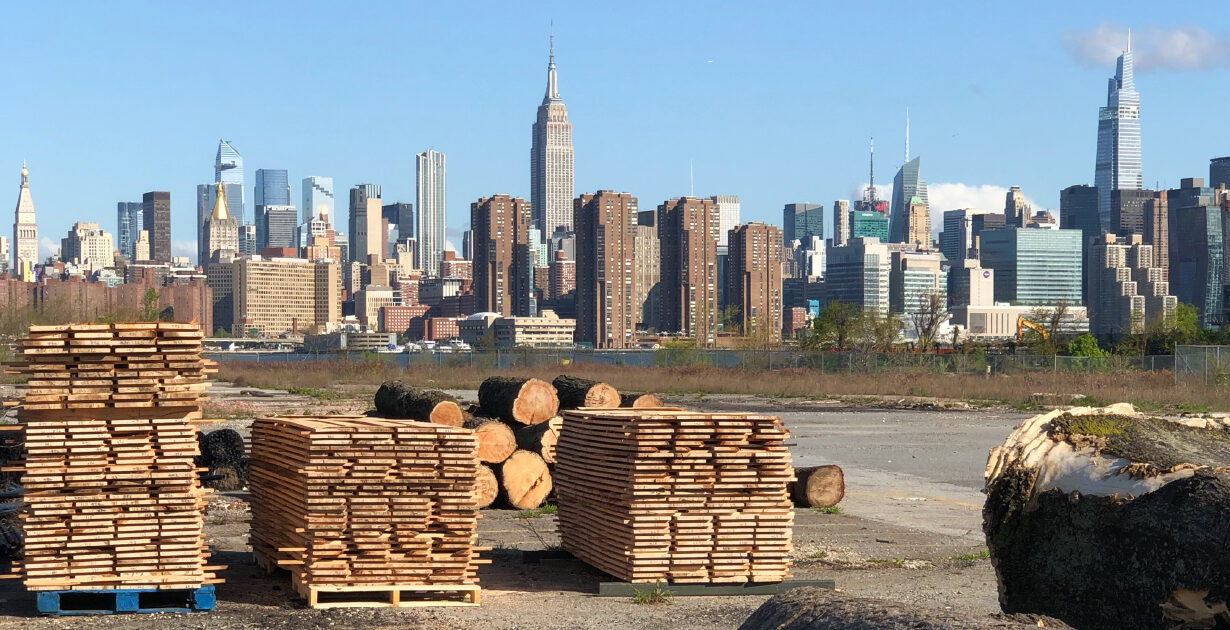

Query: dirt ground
0,382,1009,629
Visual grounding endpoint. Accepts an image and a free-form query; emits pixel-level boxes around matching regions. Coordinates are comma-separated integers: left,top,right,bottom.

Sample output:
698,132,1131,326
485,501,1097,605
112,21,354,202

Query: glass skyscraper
889,157,927,243
850,210,888,241
1094,36,1141,233
302,176,334,225
979,227,1083,305
416,149,446,275
116,201,141,259
214,140,245,223
255,169,291,208
1169,178,1223,328
782,203,824,247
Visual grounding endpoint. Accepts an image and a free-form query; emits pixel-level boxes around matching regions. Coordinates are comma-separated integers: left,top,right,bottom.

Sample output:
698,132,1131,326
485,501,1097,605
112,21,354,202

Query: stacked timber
555,408,794,583
12,322,219,591
248,415,484,606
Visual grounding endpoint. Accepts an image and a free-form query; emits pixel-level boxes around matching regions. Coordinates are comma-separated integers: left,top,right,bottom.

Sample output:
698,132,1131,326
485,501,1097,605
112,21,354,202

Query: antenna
1127,27,1131,52
690,160,695,197
905,108,910,164
865,137,876,202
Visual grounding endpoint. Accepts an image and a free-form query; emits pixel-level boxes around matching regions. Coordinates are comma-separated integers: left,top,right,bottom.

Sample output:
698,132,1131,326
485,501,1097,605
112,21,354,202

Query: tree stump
463,416,517,464
494,450,553,510
478,377,559,425
620,392,663,408
984,404,1230,630
552,375,620,409
788,465,844,508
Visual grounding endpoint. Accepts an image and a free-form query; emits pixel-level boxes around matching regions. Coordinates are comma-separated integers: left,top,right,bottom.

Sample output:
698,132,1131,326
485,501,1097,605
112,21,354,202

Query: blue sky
2,1,1228,263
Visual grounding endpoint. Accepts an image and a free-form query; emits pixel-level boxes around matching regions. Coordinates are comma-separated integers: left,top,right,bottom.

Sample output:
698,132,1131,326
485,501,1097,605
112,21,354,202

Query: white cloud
1061,23,1230,72
926,183,1045,237
39,237,59,261
172,240,196,263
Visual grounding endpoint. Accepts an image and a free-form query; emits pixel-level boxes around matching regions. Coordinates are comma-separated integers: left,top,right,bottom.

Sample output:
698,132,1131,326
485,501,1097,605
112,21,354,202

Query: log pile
984,404,1230,630
11,322,220,591
248,415,484,603
552,375,620,410
555,408,794,583
374,381,464,426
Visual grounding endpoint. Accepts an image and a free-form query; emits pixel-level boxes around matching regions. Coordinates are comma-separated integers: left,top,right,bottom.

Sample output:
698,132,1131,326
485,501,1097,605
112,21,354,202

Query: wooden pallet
12,323,220,593
554,408,794,584
35,585,215,616
248,415,485,607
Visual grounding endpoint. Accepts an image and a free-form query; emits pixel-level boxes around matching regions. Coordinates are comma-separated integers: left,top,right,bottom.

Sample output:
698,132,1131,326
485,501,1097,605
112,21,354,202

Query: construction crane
1016,315,1049,343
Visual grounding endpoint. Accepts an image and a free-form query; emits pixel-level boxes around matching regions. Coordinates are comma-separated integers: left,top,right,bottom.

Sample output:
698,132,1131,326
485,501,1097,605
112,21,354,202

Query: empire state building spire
531,35,574,235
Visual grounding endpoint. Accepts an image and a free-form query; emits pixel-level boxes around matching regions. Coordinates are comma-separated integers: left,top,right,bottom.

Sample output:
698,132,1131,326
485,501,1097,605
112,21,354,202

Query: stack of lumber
248,415,485,607
555,408,794,584
12,322,219,592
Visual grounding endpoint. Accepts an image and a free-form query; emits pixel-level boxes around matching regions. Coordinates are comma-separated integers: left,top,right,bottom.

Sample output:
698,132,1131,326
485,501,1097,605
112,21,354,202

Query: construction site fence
1175,345,1230,385
204,349,1178,375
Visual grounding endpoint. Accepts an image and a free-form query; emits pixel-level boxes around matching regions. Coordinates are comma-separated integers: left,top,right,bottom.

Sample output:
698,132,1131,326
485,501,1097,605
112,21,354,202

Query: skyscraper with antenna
890,110,928,243
530,34,575,236
855,138,887,214
1094,29,1141,233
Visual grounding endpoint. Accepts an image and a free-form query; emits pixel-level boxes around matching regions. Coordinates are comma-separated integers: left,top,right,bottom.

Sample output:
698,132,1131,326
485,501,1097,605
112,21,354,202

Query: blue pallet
35,585,215,616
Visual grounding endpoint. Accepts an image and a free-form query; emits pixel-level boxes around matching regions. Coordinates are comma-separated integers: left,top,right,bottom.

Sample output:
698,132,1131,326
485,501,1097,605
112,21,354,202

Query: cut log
620,392,663,408
494,450,553,510
984,404,1230,630
475,464,498,509
374,380,463,426
514,416,563,464
553,375,620,410
463,416,517,464
478,377,559,425
788,465,844,508
739,588,1072,630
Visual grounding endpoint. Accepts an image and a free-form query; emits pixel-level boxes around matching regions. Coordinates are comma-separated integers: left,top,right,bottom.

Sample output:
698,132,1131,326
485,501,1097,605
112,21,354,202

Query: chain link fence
1175,345,1230,385
208,348,1176,375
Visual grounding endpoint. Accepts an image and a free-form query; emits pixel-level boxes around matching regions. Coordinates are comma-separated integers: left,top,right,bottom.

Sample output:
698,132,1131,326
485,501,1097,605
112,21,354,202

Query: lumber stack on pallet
248,415,485,607
555,408,794,584
12,322,219,593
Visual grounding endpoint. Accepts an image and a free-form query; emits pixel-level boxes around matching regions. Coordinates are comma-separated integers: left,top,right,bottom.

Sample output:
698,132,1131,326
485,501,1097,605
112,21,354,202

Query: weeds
631,582,673,605
807,551,827,559
287,386,343,401
810,505,843,515
515,503,559,519
952,549,990,562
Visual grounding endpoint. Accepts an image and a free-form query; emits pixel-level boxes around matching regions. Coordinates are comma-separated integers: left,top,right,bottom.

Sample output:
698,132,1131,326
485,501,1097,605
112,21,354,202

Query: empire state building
530,38,574,236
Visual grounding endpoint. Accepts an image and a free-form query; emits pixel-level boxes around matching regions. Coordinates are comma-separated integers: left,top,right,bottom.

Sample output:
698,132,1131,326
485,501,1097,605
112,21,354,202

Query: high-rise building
979,227,1083,305
530,38,574,235
574,191,638,348
383,202,414,249
726,222,783,342
1094,36,1142,233
890,250,946,320
905,197,931,247
1111,189,1155,237
949,258,994,309
1143,191,1168,282
1004,186,1030,228
0,236,8,272
258,205,297,250
12,163,37,279
633,215,661,331
197,182,243,264
969,213,1007,252
658,197,720,342
461,230,474,261
1168,178,1223,328
710,196,741,248
783,203,824,248
141,191,171,263
1059,185,1100,243
889,157,928,242
133,230,151,263
348,184,382,264
116,202,141,260
439,250,472,280
1211,157,1230,190
549,250,576,301
302,176,334,226
824,237,890,314
832,200,851,247
940,209,981,263
471,194,533,316
238,224,257,257
214,140,245,223
255,169,291,208
850,210,888,241
202,182,239,263
527,227,548,268
60,222,114,274
1087,233,1175,338
416,149,446,275
231,257,341,336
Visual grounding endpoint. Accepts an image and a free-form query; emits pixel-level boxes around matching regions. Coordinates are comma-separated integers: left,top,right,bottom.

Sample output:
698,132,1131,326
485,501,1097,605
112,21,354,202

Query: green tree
801,302,862,351
720,305,742,333
212,327,229,338
1067,333,1107,358
140,288,160,321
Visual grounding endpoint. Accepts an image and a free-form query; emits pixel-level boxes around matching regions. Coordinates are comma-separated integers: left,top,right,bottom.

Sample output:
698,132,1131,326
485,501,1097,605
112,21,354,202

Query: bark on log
552,375,620,410
739,588,1071,630
494,450,553,510
619,392,663,408
984,404,1230,630
463,416,518,464
788,465,844,508
474,464,498,509
514,416,563,464
374,380,464,426
478,377,559,425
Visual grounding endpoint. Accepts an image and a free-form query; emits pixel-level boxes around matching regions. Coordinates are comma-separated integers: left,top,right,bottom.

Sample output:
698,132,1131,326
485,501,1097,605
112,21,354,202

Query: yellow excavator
1015,315,1049,343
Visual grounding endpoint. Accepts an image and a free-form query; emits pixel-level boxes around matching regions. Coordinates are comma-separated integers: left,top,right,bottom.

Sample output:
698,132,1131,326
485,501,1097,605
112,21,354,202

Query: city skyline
3,5,1229,263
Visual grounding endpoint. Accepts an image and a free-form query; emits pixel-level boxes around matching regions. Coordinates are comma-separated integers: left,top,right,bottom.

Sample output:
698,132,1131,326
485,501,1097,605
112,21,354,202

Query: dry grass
216,359,1230,413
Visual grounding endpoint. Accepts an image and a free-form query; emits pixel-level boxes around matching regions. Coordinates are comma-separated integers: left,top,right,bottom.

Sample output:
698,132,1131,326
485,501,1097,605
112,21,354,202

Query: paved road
684,396,1030,543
